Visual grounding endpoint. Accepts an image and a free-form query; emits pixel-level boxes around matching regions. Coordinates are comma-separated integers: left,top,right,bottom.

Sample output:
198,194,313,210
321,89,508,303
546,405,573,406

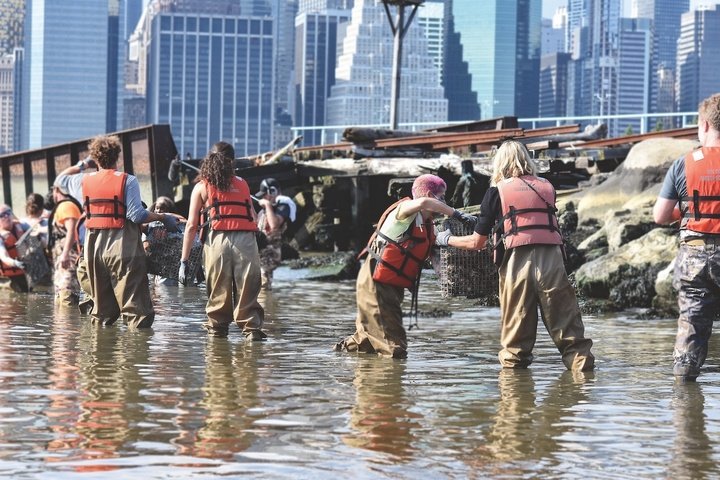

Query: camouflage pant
52,240,81,306
672,242,720,373
259,240,282,289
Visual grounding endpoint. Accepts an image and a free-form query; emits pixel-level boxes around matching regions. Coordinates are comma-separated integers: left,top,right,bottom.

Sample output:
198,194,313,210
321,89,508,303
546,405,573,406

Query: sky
542,0,709,19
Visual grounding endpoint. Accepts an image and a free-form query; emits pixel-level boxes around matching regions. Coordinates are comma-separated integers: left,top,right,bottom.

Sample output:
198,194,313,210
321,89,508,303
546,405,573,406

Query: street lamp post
381,0,424,130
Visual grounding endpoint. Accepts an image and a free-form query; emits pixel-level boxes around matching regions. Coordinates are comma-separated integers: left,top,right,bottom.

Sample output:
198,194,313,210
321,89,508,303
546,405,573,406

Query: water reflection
668,383,718,480
193,339,260,459
481,369,592,471
343,357,421,461
72,326,151,471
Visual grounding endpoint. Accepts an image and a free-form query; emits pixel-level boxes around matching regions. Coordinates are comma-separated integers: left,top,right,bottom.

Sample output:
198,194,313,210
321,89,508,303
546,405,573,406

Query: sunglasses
0,210,12,219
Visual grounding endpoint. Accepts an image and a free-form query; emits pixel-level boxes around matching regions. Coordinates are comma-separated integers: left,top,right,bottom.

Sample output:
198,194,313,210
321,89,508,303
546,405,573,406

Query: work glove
452,209,477,228
12,259,25,269
178,260,188,286
162,214,179,233
435,229,452,247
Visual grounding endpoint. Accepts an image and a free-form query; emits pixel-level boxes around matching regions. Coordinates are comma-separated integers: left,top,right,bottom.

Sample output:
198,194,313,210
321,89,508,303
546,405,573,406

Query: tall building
448,0,541,119
144,5,275,157
614,18,652,136
22,0,111,149
442,0,479,121
293,4,352,145
0,0,24,56
635,0,689,116
271,0,298,148
539,52,570,118
676,6,720,113
0,54,13,154
325,0,447,132
298,0,353,13
116,0,145,130
542,17,565,56
417,1,444,76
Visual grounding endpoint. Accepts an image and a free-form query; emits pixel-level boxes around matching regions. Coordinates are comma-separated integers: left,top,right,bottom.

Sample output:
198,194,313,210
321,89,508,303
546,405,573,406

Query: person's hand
178,260,188,286
12,259,25,270
162,214,179,233
84,157,97,170
258,198,271,208
58,251,72,269
452,209,477,228
435,229,451,247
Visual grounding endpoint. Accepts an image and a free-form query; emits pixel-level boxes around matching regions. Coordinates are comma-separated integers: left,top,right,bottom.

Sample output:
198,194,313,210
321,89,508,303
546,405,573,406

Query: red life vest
366,197,435,289
495,176,563,251
82,170,128,229
682,147,720,235
0,223,25,278
202,177,256,232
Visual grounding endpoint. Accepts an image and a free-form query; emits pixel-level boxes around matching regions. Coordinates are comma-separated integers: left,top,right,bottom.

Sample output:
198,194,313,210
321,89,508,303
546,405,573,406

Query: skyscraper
676,6,720,114
0,54,13,154
293,4,352,145
635,0,689,116
0,0,24,56
442,0,479,121
22,0,111,149
325,0,447,132
614,18,652,136
271,0,298,148
448,0,541,119
144,5,275,157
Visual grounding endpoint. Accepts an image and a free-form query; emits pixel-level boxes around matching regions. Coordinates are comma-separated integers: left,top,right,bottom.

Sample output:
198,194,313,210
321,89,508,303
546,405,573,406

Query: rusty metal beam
375,128,524,148
562,126,697,148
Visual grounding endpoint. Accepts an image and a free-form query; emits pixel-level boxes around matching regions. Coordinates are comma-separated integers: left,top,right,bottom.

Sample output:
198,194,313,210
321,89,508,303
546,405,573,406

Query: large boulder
652,258,678,317
602,207,658,251
577,138,698,224
575,228,678,299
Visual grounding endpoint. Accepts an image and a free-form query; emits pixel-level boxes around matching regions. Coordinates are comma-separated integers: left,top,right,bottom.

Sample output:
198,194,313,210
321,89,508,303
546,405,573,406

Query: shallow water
0,267,719,479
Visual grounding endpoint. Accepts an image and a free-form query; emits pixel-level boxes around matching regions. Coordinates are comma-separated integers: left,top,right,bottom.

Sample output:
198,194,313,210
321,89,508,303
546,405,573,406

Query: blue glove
162,214,179,233
452,209,477,228
178,260,188,286
435,229,452,247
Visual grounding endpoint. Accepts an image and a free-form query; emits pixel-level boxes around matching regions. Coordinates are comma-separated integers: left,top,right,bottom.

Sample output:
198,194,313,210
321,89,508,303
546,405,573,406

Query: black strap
681,190,720,221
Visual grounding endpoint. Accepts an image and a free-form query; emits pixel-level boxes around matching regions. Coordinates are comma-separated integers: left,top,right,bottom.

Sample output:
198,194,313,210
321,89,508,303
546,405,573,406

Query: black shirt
473,186,505,267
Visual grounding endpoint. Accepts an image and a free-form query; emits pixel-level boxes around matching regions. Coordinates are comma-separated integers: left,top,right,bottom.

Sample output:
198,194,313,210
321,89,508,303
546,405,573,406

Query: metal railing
291,111,698,146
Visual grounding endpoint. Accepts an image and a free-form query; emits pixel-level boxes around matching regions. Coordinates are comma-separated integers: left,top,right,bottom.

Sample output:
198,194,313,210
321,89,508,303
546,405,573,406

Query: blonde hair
699,93,720,131
490,140,537,185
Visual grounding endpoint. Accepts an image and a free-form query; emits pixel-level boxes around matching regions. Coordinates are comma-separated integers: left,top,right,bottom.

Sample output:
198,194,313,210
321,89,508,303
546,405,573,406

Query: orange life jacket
494,176,563,252
682,147,720,234
201,177,256,232
82,170,128,229
0,223,25,277
365,197,435,289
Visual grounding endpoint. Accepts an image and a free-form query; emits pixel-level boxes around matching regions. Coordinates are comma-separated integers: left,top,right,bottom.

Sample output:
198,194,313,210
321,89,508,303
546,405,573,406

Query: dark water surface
0,267,719,479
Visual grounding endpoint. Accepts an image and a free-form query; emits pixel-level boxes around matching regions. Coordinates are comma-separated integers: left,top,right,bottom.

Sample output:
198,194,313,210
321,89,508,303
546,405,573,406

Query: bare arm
653,197,681,225
258,198,284,231
181,183,205,262
396,197,456,220
57,217,78,268
448,232,487,250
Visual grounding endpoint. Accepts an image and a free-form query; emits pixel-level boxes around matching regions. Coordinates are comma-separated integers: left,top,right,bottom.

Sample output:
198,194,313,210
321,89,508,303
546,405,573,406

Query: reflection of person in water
343,357,421,460
668,383,713,479
192,340,260,459
481,369,592,465
72,325,150,468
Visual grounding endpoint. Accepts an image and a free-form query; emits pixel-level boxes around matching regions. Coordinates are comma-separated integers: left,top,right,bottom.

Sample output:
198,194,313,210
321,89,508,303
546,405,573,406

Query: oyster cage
145,222,202,281
15,227,51,287
435,217,498,299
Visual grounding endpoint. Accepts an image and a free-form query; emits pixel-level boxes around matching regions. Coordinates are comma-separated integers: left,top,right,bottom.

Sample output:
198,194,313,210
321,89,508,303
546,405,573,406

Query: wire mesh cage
145,222,202,281
15,227,51,287
435,217,498,299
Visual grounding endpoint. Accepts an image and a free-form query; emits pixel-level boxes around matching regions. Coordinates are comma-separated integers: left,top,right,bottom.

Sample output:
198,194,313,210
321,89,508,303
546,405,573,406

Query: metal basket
435,217,498,299
15,227,51,287
145,222,202,281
